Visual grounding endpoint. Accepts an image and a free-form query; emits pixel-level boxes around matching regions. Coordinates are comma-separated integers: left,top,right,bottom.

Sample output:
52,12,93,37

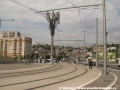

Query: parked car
98,60,109,67
45,58,57,63
118,60,120,67
77,60,84,64
92,62,96,66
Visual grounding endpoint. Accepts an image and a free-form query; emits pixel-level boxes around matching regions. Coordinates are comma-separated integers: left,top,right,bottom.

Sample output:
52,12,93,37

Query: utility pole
82,31,86,64
84,32,85,63
46,11,60,64
119,43,120,58
19,38,21,63
96,17,98,68
103,0,107,75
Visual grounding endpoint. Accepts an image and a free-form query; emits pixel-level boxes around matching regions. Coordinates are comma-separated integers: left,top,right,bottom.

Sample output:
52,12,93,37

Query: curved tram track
0,65,61,78
0,63,88,90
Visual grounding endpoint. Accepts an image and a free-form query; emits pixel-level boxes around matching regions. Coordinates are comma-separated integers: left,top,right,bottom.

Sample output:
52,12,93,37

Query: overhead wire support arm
55,40,83,41
35,4,102,13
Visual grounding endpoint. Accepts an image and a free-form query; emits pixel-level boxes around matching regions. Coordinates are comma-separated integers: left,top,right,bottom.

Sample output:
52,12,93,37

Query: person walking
89,58,92,69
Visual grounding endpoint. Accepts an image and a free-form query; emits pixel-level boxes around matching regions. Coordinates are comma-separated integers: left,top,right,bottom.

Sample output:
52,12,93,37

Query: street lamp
0,16,15,30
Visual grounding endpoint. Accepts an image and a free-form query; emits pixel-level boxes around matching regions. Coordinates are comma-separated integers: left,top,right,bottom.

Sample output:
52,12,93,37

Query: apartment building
0,31,32,58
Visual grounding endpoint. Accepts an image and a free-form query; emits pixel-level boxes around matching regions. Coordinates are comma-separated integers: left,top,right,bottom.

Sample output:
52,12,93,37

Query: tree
112,43,115,47
112,49,116,53
108,49,112,52
21,56,24,60
15,56,18,61
110,54,112,60
87,55,90,58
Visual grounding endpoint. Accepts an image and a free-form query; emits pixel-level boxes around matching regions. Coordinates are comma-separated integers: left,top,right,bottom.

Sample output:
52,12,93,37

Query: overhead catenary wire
10,0,102,18
54,0,90,47
66,0,84,44
55,40,83,41
9,0,47,19
49,0,75,9
9,0,102,45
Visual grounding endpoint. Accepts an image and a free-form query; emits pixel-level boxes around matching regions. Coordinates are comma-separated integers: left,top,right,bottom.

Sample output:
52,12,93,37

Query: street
108,64,120,90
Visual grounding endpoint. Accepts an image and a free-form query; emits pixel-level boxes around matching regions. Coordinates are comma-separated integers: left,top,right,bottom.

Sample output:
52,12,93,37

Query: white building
107,47,116,51
0,31,32,58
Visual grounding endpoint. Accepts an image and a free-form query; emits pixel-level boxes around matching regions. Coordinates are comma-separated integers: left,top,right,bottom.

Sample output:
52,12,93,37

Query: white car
118,60,120,67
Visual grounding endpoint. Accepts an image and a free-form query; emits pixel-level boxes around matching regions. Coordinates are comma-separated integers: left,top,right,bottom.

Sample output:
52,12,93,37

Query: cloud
0,0,120,46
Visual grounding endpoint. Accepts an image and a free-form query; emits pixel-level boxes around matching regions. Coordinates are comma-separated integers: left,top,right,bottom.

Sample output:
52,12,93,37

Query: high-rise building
0,31,32,58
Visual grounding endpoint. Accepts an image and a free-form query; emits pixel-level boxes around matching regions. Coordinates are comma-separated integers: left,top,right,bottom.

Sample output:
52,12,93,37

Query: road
108,64,120,90
109,64,120,70
0,63,100,90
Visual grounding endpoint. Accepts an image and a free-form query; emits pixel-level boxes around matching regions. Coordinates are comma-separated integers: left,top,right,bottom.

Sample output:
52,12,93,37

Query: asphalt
0,63,117,90
84,71,116,90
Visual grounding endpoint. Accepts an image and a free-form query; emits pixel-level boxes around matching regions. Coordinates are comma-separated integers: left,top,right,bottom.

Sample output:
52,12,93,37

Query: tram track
0,64,55,75
0,64,88,90
0,64,62,78
25,65,88,90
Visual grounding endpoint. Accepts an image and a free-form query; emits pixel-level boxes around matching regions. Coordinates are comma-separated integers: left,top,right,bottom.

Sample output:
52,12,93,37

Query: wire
9,0,47,19
76,0,88,5
50,0,75,9
66,0,84,42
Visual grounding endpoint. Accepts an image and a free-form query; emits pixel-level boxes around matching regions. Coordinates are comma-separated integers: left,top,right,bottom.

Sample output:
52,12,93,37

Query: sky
0,0,120,47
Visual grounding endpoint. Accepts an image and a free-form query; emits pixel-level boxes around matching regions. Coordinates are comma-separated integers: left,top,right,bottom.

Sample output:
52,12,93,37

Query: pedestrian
89,58,92,69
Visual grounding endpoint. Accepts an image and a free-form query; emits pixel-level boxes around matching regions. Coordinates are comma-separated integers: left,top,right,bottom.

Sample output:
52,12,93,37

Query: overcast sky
0,0,120,47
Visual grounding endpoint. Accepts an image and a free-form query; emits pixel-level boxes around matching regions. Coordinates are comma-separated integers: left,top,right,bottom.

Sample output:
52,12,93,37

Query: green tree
87,55,90,58
108,49,112,52
112,49,116,53
15,56,18,61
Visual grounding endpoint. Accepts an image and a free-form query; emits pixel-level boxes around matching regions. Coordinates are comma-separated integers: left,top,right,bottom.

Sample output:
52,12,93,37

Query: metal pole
51,35,54,64
0,16,1,30
119,43,120,58
78,48,79,62
103,0,107,75
96,17,98,68
19,40,20,63
83,31,85,64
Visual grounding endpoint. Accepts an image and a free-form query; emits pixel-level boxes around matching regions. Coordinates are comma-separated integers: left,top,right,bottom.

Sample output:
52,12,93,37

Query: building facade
0,31,32,58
